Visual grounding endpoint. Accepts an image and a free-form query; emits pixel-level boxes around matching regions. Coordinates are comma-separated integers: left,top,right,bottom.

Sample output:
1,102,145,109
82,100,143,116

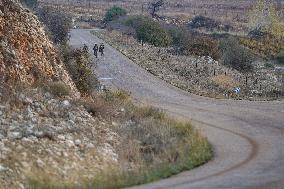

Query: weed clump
47,81,70,97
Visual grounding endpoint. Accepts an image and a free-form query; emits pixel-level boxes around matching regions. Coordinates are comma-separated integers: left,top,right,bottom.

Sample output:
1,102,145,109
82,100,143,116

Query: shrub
20,0,38,9
61,46,99,94
189,16,219,31
264,63,275,68
168,27,186,46
180,33,220,60
36,7,72,44
274,50,284,65
47,81,70,97
220,37,255,72
126,16,172,47
104,6,127,22
189,16,232,32
248,28,269,39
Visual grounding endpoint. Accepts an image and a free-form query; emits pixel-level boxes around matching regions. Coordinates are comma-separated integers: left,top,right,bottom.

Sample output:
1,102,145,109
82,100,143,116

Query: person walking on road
83,44,88,53
99,43,105,56
93,44,98,58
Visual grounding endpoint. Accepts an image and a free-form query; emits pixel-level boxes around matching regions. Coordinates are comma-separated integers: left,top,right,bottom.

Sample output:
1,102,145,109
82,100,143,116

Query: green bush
275,50,284,65
20,0,38,9
104,6,127,22
220,37,255,72
126,16,172,47
37,7,72,44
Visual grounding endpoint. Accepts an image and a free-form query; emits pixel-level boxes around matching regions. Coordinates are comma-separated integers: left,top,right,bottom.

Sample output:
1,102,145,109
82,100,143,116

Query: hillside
0,0,78,96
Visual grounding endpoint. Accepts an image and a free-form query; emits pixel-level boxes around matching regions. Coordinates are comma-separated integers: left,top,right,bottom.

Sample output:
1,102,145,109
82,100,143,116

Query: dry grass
211,74,240,89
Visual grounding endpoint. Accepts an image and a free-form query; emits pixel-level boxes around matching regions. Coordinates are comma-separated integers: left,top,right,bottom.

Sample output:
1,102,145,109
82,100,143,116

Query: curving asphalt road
69,29,284,189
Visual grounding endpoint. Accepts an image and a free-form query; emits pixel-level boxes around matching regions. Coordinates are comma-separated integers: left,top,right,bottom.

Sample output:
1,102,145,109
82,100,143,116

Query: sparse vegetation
104,6,127,22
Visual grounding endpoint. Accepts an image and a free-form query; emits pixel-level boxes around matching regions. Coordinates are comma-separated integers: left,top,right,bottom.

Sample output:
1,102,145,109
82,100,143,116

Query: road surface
69,29,284,189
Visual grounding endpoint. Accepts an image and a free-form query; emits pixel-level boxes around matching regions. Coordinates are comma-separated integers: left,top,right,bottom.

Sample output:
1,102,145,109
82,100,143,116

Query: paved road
69,29,284,189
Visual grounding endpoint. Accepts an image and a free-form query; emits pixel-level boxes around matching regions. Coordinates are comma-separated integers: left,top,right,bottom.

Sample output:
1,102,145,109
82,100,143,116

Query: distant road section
70,29,284,189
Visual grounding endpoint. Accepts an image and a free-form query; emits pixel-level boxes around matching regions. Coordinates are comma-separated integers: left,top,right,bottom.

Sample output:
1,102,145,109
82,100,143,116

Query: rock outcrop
0,0,79,97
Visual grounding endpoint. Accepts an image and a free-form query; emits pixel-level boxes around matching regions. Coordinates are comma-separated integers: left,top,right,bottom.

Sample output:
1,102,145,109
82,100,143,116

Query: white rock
8,132,22,140
34,131,44,138
62,100,71,108
74,139,81,146
36,159,45,168
57,135,65,141
0,165,8,172
66,140,75,147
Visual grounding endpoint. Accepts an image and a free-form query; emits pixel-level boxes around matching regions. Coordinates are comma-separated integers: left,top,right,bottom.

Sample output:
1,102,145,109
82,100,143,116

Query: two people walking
93,43,104,58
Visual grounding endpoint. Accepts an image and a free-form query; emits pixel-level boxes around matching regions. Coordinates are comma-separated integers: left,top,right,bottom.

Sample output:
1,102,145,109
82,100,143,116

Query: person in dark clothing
99,44,105,56
83,44,88,53
93,44,98,58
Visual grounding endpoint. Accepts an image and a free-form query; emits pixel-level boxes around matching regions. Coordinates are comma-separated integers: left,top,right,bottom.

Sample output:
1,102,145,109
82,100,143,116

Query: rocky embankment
0,88,119,188
0,0,78,96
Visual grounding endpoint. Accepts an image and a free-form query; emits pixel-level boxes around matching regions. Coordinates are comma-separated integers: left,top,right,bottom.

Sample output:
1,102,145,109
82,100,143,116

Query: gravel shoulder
70,29,284,189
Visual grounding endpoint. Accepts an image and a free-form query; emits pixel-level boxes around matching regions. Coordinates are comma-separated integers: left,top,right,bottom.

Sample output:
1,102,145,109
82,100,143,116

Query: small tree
104,6,127,22
220,37,255,73
148,0,164,18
